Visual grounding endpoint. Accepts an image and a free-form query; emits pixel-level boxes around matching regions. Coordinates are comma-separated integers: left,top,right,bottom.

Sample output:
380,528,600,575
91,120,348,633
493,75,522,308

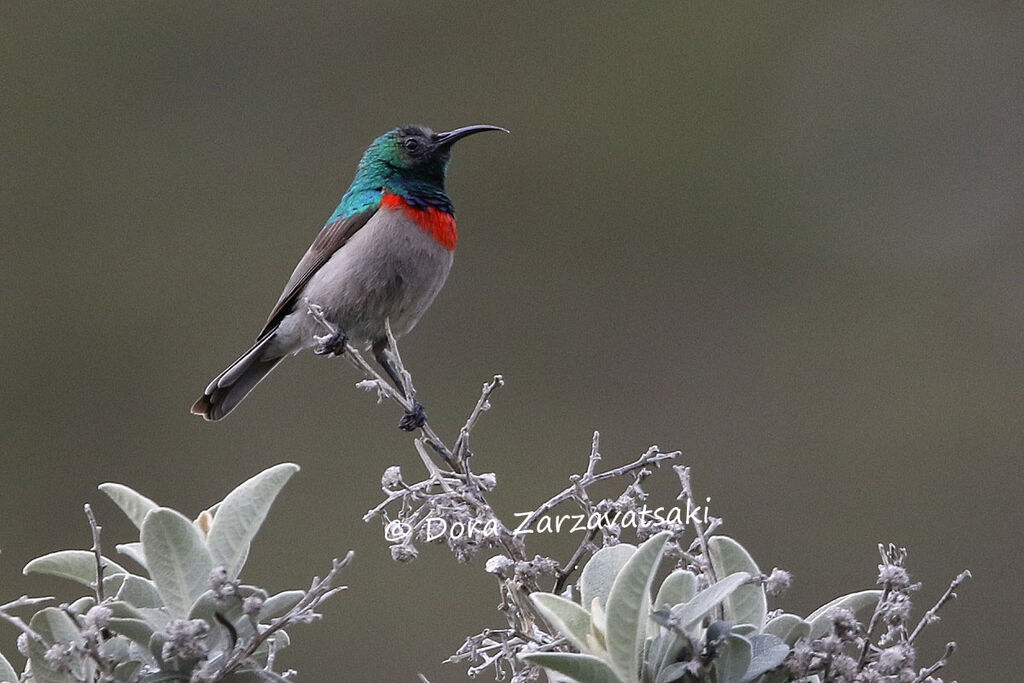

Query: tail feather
192,335,285,421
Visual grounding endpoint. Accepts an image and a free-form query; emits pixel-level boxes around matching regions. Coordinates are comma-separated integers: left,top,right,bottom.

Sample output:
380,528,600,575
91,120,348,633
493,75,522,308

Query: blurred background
2,3,1020,680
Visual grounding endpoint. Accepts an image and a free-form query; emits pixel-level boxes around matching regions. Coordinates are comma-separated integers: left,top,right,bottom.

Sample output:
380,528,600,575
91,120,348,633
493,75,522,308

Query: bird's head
357,124,508,188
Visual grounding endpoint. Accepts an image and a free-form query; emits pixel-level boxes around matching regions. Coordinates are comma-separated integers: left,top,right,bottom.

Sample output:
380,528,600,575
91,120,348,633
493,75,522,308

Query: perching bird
191,124,507,425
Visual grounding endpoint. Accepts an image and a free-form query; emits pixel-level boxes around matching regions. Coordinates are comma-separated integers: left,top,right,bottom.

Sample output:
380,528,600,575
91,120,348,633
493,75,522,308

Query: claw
399,401,427,431
314,329,348,356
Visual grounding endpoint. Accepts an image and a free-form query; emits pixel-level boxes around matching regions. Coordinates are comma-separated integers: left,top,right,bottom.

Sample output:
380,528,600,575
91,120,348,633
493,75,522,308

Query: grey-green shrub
1,463,350,683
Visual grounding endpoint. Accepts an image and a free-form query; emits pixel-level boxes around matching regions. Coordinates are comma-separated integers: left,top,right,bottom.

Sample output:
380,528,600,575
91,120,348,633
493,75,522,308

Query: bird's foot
314,329,348,357
399,401,427,431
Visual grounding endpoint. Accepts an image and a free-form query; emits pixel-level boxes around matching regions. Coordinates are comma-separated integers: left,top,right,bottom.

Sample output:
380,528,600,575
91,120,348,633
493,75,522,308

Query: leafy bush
347,336,969,683
0,331,968,682
0,463,350,683
523,533,894,682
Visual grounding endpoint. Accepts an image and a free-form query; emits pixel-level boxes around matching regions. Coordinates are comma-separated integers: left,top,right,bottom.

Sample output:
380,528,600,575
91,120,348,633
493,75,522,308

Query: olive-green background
2,4,1020,681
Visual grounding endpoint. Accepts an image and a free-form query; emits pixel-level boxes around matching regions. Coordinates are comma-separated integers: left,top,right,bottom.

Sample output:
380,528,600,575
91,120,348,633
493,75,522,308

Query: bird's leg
373,338,426,431
313,326,348,357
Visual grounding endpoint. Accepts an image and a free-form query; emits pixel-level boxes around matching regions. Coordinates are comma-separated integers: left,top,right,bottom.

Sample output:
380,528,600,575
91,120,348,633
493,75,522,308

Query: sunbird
192,124,507,426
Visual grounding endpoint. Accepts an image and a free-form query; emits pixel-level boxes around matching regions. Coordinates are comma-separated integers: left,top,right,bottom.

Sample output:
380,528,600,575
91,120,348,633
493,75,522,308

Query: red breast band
381,193,457,251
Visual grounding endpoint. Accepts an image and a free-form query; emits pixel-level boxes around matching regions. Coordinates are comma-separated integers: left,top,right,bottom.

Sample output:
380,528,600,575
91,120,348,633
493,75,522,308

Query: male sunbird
192,124,507,426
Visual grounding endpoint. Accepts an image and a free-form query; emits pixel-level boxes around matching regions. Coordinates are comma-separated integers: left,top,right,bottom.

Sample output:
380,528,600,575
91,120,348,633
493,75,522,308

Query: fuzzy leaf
206,463,299,578
580,544,636,612
654,570,697,610
544,673,577,683
113,661,143,682
100,483,159,529
763,613,811,646
109,574,164,609
655,661,691,683
742,634,789,681
24,550,127,587
261,590,304,621
707,536,766,630
531,593,593,653
107,618,155,649
100,635,130,665
68,596,96,615
805,590,882,639
714,634,752,683
521,652,623,683
645,629,689,682
605,531,670,683
108,600,149,621
28,607,86,683
141,507,214,618
116,542,148,570
650,569,698,639
671,571,750,629
0,651,18,683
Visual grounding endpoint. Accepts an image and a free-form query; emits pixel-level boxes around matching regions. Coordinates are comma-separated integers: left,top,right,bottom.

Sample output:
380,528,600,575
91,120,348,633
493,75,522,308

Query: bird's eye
403,138,422,153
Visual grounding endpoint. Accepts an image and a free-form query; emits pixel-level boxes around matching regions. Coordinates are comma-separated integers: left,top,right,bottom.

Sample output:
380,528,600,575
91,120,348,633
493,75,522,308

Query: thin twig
84,504,105,603
907,570,971,644
208,552,354,682
913,642,956,683
859,544,897,668
306,302,460,470
363,476,464,522
674,465,715,583
453,375,504,465
414,439,456,495
554,526,599,594
586,431,601,477
517,446,679,532
0,596,54,643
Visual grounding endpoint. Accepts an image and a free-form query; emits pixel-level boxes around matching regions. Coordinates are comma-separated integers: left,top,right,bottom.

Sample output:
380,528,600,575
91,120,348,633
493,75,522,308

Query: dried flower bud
381,466,402,489
243,594,265,619
830,654,857,683
829,607,860,639
876,644,912,674
390,543,419,563
485,554,514,577
877,564,911,590
785,639,814,677
43,643,74,672
208,565,238,599
881,592,912,624
83,604,112,630
162,619,210,662
818,633,843,656
764,568,792,596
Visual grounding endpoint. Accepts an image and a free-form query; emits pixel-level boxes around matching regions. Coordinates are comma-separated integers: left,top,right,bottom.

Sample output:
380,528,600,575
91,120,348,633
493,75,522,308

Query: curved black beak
433,124,509,150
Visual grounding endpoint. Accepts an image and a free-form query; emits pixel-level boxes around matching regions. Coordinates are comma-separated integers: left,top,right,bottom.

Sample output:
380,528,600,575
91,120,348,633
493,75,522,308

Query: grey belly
272,209,454,353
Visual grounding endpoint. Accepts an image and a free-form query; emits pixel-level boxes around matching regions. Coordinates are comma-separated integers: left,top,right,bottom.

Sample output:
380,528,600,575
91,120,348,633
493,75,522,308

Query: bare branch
452,375,504,466
517,446,680,533
0,595,54,643
913,642,956,683
207,552,354,682
675,466,715,584
83,503,105,603
908,570,971,644
306,301,460,470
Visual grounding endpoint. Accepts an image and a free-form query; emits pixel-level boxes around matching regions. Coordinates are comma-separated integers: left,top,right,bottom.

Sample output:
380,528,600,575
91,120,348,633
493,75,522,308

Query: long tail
191,334,285,421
